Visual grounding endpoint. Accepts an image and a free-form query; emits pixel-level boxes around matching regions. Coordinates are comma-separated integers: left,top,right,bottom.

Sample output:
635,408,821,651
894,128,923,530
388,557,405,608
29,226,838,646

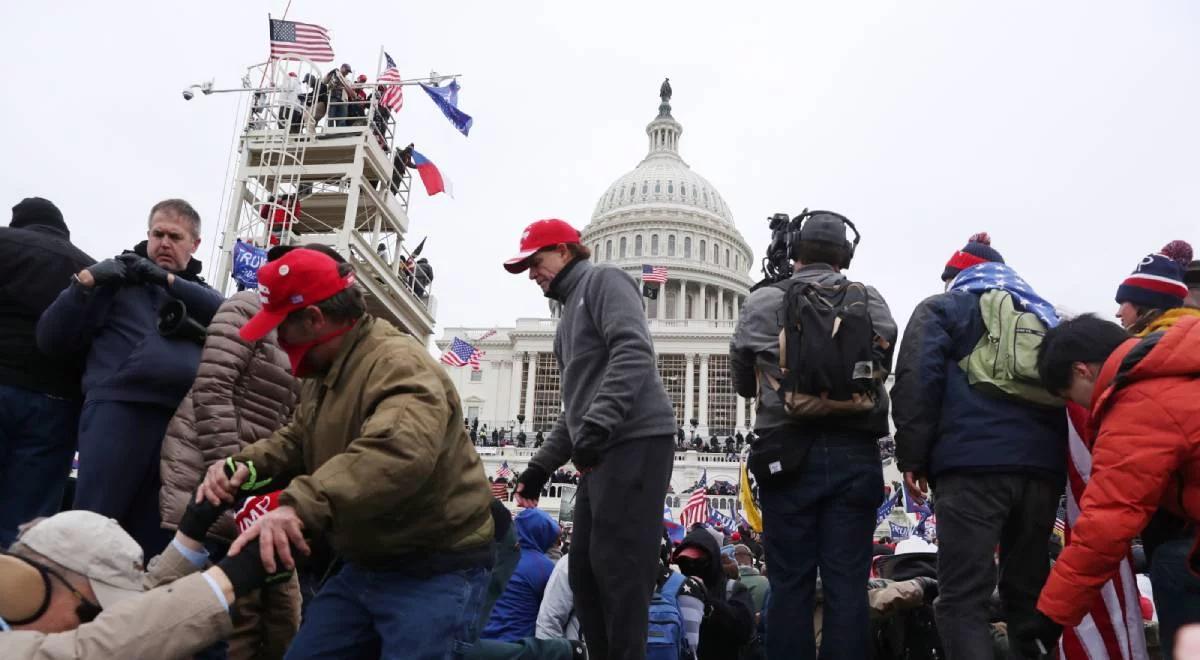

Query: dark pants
1151,538,1200,659
285,562,490,659
72,400,174,559
0,383,80,547
933,472,1060,660
570,437,674,660
759,433,882,660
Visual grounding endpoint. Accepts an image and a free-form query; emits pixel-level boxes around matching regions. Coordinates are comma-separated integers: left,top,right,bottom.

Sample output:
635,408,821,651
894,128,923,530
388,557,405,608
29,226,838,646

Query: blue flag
876,490,900,525
889,521,911,540
232,240,268,289
420,80,473,136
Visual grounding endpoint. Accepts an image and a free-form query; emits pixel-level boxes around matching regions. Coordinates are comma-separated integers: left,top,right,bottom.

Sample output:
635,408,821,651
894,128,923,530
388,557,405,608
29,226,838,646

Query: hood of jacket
129,240,205,282
514,507,560,553
676,527,724,597
1093,316,1200,422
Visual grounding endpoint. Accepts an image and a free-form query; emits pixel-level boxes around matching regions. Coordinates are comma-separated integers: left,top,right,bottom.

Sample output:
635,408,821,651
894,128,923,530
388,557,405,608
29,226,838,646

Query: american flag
642,264,668,284
378,52,404,112
496,461,513,480
679,469,709,529
490,480,509,501
440,337,483,371
268,19,335,63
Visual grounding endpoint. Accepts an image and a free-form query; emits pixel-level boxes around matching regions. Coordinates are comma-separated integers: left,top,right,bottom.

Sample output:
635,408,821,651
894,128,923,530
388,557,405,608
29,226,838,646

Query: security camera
182,89,194,101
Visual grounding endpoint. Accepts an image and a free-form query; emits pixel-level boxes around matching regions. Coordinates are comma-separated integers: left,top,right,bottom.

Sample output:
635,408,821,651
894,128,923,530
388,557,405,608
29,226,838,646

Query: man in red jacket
1026,314,1200,655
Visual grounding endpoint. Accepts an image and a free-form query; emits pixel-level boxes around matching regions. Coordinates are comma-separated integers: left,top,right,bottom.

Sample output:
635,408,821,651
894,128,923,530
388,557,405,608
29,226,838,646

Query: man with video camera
37,199,223,557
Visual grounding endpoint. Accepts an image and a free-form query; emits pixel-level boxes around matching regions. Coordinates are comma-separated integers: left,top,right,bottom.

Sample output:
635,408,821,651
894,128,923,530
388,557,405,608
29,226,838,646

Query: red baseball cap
503,219,582,274
240,248,356,342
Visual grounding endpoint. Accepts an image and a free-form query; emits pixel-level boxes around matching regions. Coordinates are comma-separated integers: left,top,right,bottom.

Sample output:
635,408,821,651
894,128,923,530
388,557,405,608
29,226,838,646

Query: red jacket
1039,316,1200,625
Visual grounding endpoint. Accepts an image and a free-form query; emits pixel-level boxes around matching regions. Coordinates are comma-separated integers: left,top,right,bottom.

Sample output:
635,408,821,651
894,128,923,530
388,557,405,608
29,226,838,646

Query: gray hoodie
730,263,897,435
529,259,676,472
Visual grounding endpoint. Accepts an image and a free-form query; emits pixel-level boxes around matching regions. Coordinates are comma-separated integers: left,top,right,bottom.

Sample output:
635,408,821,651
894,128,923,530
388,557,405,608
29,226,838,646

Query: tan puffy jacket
159,291,299,542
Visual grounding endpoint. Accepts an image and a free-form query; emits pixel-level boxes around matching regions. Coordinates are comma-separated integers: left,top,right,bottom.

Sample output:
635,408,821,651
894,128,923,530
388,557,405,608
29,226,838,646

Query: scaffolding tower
210,55,435,340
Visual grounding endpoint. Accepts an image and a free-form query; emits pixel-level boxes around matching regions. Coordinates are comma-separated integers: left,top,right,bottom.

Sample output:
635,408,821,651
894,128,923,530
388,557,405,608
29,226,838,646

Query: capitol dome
581,80,752,323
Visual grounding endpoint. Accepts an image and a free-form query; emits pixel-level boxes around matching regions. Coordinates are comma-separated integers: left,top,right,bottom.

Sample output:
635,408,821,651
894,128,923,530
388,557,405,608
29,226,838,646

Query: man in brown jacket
0,509,284,659
197,248,495,658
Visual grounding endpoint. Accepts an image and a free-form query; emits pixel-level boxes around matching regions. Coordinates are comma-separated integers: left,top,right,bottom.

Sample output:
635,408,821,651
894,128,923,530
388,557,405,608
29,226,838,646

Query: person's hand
571,423,609,472
197,459,248,506
515,463,550,508
904,471,929,505
84,259,128,288
214,539,295,600
117,254,170,287
228,505,310,573
1017,611,1063,658
178,485,230,540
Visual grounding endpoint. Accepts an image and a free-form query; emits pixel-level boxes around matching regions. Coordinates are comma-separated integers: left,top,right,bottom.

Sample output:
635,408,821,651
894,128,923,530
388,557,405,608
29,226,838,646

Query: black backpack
762,279,878,418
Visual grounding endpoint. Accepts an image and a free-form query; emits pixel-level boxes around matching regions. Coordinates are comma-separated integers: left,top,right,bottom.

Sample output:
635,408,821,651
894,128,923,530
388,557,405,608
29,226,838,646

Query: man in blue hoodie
37,199,223,557
483,507,560,642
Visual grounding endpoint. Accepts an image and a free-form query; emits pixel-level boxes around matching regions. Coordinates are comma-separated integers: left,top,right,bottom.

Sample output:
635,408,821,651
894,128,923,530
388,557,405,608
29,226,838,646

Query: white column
523,352,537,423
677,279,687,320
699,284,707,320
699,354,710,432
683,353,695,424
717,287,725,321
735,394,746,430
507,353,525,421
734,295,741,320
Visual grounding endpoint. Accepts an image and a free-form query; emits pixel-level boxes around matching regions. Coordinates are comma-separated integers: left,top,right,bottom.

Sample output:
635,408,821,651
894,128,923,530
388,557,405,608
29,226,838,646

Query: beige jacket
160,291,299,542
0,545,232,659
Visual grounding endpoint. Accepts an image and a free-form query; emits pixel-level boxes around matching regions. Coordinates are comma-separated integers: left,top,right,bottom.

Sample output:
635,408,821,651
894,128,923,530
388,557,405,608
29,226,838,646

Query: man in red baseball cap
505,219,677,658
196,248,496,657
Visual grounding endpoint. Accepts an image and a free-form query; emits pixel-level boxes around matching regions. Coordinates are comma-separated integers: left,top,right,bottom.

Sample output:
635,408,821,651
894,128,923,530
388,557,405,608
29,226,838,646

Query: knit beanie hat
10,197,67,235
941,232,1004,282
1115,240,1193,310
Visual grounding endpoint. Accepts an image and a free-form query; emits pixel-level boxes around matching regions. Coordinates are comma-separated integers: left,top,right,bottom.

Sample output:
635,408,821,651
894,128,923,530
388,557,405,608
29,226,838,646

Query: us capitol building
437,82,758,513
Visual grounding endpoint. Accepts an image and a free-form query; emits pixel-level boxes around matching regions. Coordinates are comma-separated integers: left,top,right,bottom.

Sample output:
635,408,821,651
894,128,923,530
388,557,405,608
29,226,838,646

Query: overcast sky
2,2,1197,339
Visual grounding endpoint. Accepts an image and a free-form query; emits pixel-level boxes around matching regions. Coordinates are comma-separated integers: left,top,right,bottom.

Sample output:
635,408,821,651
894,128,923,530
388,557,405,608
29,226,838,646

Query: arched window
713,241,720,262
680,183,686,197
668,182,674,195
605,240,612,260
631,184,637,198
635,235,643,256
668,235,676,256
699,240,706,262
655,181,661,193
726,249,731,267
642,182,648,195
734,253,739,270
651,234,659,256
619,236,627,258
594,244,601,260
684,237,691,258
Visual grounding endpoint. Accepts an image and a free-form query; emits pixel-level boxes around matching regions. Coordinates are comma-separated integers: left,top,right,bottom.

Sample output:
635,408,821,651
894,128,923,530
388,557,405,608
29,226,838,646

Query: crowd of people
1,200,1199,660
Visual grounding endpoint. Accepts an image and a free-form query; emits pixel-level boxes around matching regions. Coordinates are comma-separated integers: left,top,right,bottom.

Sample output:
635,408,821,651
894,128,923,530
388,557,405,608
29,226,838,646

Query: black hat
798,213,847,245
11,197,67,235
1186,260,1200,286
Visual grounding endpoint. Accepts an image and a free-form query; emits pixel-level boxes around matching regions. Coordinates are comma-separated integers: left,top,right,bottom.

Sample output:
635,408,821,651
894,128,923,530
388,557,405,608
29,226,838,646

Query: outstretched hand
228,505,310,573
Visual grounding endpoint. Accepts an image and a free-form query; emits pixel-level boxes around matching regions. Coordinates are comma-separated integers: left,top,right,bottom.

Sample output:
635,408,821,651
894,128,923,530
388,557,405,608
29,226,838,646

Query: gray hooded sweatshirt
529,259,676,473
730,263,897,435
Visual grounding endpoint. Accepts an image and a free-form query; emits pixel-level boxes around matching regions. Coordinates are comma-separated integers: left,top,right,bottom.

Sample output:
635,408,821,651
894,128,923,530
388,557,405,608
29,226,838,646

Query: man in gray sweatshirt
505,218,675,660
730,211,897,660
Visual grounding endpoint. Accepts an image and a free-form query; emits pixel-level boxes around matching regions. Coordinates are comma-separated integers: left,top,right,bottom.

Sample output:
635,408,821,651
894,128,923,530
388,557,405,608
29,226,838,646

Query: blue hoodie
482,507,560,642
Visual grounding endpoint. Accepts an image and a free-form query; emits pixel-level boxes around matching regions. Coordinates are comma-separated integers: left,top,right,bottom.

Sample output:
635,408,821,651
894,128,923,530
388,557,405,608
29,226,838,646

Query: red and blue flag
410,149,448,197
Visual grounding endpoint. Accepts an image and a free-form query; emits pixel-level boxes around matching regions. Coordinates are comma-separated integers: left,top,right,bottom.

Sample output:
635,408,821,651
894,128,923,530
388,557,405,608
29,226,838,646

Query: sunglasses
1,554,103,625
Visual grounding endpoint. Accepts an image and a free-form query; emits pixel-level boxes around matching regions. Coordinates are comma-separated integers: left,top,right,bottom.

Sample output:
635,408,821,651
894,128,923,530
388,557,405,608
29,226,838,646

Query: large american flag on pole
679,469,709,529
268,19,335,62
642,264,669,284
1057,404,1148,660
440,337,483,371
378,52,404,112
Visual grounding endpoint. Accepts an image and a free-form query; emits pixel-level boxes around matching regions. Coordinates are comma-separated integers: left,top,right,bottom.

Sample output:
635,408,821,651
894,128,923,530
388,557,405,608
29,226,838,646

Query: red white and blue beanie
941,232,1005,282
1115,240,1193,310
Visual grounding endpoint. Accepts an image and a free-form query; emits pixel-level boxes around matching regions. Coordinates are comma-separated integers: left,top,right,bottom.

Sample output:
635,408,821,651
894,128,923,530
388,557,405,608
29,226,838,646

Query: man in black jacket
37,199,223,557
671,527,755,660
0,198,94,547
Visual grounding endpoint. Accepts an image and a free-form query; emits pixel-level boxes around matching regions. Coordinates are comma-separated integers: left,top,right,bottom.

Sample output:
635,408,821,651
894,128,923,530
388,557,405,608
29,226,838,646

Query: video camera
750,209,861,291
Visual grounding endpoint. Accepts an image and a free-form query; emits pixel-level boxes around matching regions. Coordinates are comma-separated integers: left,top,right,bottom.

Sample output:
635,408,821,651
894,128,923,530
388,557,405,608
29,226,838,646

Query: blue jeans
285,562,490,660
758,432,882,660
1151,538,1200,659
0,383,80,547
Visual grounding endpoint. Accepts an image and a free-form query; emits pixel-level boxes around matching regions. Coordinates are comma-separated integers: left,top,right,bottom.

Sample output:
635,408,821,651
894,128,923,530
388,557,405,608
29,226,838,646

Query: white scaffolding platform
210,56,436,340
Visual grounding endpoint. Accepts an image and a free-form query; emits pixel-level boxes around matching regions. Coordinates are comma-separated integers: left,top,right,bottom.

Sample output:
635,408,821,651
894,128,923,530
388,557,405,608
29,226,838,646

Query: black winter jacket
676,528,755,660
891,291,1066,480
37,242,223,409
0,223,94,397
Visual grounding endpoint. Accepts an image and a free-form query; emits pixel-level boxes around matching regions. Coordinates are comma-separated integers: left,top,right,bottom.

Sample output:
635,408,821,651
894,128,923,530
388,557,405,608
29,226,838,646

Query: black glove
117,253,170,287
571,423,609,471
177,487,229,541
1016,611,1063,658
85,258,128,287
913,576,938,603
516,463,550,502
680,575,708,603
216,539,294,599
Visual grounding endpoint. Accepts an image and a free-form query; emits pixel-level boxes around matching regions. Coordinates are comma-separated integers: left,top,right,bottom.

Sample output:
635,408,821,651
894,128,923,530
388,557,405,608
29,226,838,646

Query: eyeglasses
4,554,103,624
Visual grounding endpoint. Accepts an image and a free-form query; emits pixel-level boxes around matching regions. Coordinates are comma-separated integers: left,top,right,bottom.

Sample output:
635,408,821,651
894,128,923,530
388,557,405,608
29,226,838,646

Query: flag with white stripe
268,19,335,62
